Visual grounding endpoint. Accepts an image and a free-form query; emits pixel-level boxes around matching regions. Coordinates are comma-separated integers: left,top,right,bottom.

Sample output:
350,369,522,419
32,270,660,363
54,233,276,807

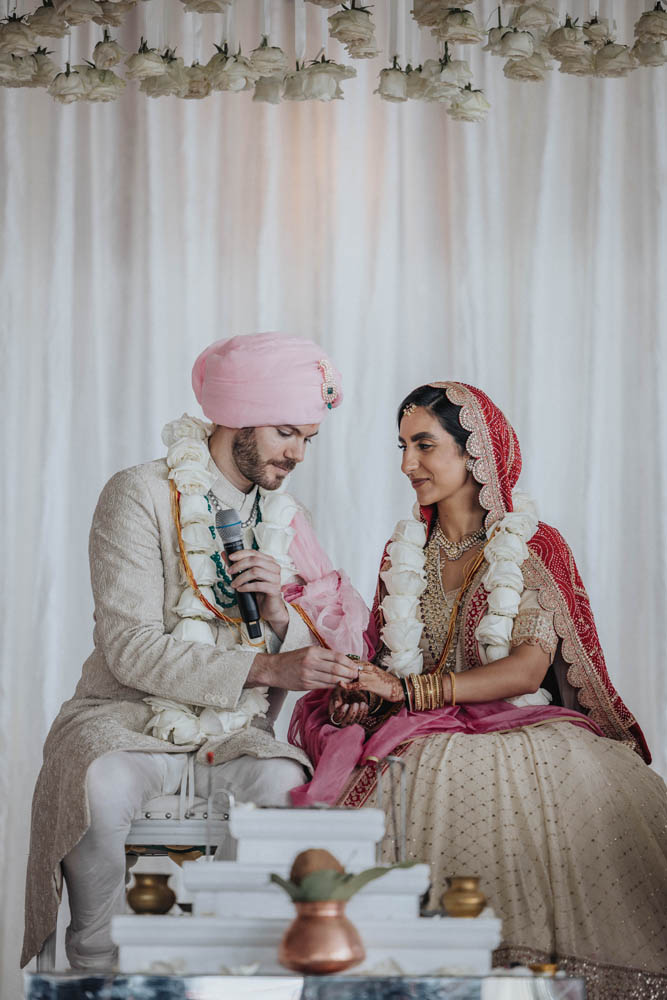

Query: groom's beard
232,428,296,490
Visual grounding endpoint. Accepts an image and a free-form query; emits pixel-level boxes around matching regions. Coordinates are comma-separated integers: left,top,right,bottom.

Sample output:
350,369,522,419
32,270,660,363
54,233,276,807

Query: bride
288,381,667,1000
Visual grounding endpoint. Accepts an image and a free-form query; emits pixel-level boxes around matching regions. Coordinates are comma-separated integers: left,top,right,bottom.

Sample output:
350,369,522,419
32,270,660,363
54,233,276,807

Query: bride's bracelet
406,670,456,712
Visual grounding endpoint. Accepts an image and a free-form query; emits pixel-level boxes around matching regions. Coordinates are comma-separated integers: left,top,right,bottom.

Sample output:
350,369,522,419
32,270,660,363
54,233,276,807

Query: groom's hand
226,549,289,638
247,647,361,691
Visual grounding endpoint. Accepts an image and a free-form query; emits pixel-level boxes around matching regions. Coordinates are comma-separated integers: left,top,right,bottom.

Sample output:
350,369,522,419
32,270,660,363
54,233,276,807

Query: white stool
35,793,229,972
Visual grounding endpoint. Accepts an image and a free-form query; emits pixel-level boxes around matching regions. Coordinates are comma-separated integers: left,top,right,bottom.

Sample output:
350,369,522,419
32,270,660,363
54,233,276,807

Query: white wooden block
183,861,430,921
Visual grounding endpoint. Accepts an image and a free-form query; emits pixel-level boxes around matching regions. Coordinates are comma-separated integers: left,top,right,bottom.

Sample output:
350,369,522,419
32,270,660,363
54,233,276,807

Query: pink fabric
288,691,605,806
284,511,373,658
191,332,343,428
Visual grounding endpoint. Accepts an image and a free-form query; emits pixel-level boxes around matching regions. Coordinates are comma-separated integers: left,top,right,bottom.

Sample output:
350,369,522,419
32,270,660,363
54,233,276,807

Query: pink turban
191,332,343,428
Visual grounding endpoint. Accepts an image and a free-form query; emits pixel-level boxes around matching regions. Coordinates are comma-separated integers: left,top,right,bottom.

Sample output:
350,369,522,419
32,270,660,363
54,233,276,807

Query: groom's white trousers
62,750,306,971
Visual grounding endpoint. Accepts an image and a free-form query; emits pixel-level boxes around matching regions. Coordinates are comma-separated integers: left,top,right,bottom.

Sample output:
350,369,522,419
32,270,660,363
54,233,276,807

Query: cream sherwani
22,457,314,968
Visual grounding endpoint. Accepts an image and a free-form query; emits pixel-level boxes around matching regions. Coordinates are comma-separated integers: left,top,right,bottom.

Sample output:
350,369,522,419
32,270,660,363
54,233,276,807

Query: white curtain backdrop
1,1,665,995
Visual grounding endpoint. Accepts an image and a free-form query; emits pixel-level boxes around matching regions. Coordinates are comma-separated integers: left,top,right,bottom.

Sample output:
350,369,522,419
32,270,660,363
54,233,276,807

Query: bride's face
399,407,469,506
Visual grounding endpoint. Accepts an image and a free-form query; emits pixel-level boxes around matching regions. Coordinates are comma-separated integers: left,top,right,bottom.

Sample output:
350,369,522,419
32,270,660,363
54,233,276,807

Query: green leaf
269,874,301,901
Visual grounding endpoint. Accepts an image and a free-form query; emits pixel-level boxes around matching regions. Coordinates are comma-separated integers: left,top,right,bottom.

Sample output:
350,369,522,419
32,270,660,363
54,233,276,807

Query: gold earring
465,457,475,473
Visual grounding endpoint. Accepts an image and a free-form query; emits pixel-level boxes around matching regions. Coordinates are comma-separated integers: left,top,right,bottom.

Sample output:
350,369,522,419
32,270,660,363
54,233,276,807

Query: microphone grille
215,508,242,544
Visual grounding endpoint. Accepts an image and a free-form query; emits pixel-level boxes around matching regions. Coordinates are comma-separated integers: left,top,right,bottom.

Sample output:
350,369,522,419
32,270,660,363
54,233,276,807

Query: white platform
112,804,502,976
112,912,502,976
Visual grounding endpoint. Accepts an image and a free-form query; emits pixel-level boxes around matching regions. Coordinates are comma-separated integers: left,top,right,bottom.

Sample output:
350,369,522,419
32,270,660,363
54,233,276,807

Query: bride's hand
345,663,405,703
328,685,370,727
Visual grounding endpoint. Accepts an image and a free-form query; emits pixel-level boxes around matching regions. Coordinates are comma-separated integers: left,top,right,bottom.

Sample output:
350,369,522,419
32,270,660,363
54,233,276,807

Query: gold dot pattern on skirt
373,723,667,995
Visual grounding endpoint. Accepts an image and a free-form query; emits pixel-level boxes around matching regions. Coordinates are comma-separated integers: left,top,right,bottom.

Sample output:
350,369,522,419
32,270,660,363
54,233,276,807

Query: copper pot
127,873,176,915
278,900,365,975
441,876,486,918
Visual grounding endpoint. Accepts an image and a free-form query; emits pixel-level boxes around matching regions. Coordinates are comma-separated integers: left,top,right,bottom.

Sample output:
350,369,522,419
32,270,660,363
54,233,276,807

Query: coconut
289,849,345,884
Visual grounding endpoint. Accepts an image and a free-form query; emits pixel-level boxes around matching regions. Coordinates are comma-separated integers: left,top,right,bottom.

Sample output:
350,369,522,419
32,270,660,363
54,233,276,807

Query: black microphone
214,508,263,640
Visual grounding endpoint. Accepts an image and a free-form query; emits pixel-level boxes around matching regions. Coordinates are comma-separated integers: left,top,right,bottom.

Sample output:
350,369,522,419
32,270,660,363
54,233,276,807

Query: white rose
632,39,667,66
0,54,34,85
475,613,513,647
482,559,524,593
547,23,586,59
303,64,340,102
487,586,522,618
253,75,283,104
171,617,216,644
484,645,509,663
250,43,289,78
30,51,60,87
433,10,483,45
180,0,232,11
510,4,558,31
86,67,126,102
181,522,216,553
92,1,136,28
93,37,124,69
253,522,295,559
375,67,408,102
386,540,426,572
346,40,380,59
179,493,212,525
282,68,308,101
380,567,427,598
439,57,473,88
497,510,538,539
635,8,667,44
169,461,215,496
54,0,98,26
208,52,258,92
507,689,552,707
328,9,375,47
182,63,211,100
141,59,189,98
405,67,430,99
182,552,217,587
0,17,38,54
384,649,423,677
499,29,535,59
27,5,70,38
144,698,203,746
174,585,218,619
504,53,547,81
594,42,637,77
199,688,269,736
383,619,424,653
125,48,166,81
447,88,491,123
260,492,298,527
583,17,613,50
484,528,529,564
166,437,210,469
483,26,506,54
558,50,594,75
412,0,449,28
48,65,89,102
381,595,419,621
511,488,538,519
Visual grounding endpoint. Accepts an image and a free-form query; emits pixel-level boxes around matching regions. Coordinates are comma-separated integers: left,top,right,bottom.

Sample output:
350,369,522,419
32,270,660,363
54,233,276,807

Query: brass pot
278,900,366,975
127,873,176,915
441,876,486,918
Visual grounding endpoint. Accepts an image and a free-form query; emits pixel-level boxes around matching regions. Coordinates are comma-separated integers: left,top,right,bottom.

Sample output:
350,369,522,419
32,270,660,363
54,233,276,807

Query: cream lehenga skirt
341,721,667,1000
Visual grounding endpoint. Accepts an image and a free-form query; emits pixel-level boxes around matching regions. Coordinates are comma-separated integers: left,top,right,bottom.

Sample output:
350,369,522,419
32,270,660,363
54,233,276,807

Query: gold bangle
448,669,456,707
436,673,444,708
428,674,436,710
414,674,424,712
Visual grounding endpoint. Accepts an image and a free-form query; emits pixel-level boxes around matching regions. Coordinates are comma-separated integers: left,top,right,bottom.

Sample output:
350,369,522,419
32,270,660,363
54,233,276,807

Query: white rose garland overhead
1,0,665,115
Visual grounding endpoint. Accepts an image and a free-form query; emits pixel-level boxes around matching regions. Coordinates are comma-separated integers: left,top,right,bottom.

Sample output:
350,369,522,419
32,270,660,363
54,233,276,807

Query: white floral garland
380,490,550,707
144,413,300,747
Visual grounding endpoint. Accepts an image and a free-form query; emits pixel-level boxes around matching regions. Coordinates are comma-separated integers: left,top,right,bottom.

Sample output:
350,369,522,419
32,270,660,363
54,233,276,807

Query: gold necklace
434,522,486,561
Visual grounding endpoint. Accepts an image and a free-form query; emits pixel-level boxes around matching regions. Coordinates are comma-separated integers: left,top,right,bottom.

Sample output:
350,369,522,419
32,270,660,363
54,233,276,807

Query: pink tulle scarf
288,690,605,807
283,510,373,658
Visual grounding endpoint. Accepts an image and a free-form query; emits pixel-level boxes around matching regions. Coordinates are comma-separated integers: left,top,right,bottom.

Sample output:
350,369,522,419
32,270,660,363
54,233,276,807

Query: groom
22,332,368,972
